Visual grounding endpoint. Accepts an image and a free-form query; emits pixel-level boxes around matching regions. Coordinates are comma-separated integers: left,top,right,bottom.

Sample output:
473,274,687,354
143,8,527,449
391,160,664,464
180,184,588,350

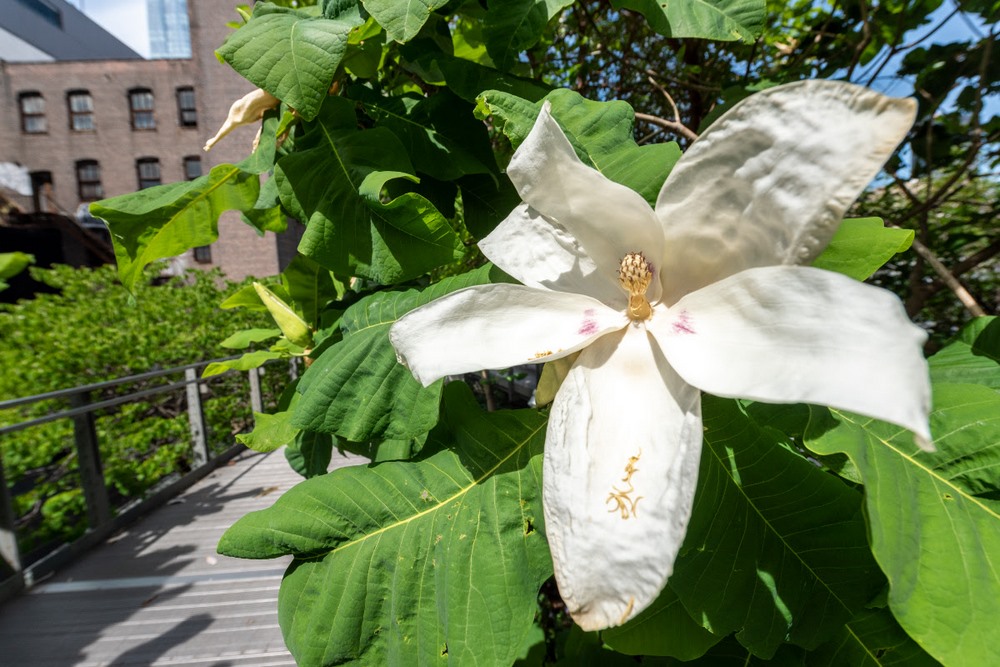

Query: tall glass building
147,0,190,59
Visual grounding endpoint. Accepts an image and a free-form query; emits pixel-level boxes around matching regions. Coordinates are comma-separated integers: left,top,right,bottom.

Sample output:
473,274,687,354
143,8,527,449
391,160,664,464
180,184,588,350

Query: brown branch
908,236,988,317
634,112,699,143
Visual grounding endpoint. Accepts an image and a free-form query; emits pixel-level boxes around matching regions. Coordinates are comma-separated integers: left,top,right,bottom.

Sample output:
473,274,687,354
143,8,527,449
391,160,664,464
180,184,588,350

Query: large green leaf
811,218,915,281
483,0,574,72
805,383,1000,667
277,97,464,283
928,316,1000,389
285,429,335,478
402,44,551,103
611,0,765,42
809,607,940,666
293,265,504,443
670,397,885,658
477,88,681,205
92,162,261,293
458,173,521,239
217,4,363,121
280,254,345,330
219,384,552,665
361,0,450,42
237,410,301,453
601,585,722,659
356,90,495,181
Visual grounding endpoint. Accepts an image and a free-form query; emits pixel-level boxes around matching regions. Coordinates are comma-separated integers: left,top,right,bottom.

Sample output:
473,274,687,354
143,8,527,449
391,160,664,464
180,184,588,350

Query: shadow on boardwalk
0,447,358,666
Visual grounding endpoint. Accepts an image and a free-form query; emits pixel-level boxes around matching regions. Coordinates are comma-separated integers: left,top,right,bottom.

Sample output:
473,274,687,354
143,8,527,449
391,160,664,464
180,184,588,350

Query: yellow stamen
618,252,653,320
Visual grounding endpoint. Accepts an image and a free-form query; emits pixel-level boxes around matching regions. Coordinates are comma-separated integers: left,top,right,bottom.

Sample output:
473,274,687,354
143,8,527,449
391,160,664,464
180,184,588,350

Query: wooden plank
0,447,365,666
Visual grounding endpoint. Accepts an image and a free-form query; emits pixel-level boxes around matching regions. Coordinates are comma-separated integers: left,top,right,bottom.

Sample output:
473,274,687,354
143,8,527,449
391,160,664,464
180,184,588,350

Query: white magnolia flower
389,80,931,631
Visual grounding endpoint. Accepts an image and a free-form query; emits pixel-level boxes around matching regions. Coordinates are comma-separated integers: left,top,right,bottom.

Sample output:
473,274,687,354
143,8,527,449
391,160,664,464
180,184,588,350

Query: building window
176,87,197,127
193,246,212,263
67,90,95,131
19,92,47,133
136,158,161,189
183,156,202,180
30,171,53,213
76,160,103,201
129,88,156,130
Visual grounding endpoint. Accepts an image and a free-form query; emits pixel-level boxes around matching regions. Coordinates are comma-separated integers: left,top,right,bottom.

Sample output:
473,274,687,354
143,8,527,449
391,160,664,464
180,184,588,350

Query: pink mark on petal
671,310,695,335
578,309,600,335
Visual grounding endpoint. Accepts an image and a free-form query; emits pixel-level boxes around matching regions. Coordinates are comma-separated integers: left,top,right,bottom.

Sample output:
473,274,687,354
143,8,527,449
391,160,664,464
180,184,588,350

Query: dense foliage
90,0,997,665
0,266,274,558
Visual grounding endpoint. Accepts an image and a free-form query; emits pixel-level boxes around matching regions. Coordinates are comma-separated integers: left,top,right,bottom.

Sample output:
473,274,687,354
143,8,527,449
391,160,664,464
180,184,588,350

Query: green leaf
293,265,503,442
811,218,914,281
219,383,551,665
202,350,284,377
277,97,464,283
670,397,885,658
285,430,334,478
356,89,495,181
0,252,34,280
602,585,722,659
402,44,551,103
805,383,1000,667
928,316,1000,389
92,162,263,293
611,0,765,42
361,0,450,42
237,410,301,452
217,4,363,121
280,254,345,329
483,0,574,72
220,283,268,311
220,328,283,349
459,173,521,239
809,607,940,666
477,88,681,205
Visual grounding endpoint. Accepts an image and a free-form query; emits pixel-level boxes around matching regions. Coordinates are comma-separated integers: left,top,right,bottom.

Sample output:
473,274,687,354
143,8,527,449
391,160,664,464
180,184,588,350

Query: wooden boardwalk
0,447,362,666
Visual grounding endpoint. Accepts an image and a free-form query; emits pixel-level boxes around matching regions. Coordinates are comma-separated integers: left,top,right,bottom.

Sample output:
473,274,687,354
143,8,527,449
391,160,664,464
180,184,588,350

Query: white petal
655,80,916,304
479,203,624,307
389,284,627,386
544,325,702,630
505,102,664,302
650,266,932,447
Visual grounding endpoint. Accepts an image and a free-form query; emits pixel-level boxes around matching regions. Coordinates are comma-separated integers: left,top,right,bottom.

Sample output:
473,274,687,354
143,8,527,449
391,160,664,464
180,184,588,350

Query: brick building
0,0,299,280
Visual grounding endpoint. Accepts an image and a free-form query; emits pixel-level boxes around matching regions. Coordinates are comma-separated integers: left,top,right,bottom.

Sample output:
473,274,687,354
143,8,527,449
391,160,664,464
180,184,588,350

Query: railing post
0,453,23,584
185,368,209,468
248,368,263,414
70,392,112,528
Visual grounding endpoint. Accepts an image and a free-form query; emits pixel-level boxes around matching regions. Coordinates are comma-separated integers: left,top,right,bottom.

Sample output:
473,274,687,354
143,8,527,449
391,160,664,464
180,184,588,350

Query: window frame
176,86,197,128
67,90,95,132
136,157,162,189
183,155,202,181
128,88,156,130
75,159,103,201
19,91,47,134
192,246,213,263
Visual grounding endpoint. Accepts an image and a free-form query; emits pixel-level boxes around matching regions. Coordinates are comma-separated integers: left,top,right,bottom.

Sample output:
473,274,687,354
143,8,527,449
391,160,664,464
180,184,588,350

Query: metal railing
0,357,296,602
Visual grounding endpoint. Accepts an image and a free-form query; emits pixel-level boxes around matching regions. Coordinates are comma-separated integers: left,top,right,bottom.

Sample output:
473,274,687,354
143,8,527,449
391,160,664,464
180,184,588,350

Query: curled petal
504,102,664,303
651,266,932,447
479,204,624,307
544,326,702,630
203,89,280,152
655,80,916,304
389,284,627,387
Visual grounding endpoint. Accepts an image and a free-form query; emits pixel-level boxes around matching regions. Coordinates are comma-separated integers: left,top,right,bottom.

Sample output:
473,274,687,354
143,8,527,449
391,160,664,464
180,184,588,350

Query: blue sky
68,0,150,57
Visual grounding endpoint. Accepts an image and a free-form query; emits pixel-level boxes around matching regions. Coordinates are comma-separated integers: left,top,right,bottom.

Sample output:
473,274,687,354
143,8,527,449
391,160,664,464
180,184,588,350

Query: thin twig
634,112,699,142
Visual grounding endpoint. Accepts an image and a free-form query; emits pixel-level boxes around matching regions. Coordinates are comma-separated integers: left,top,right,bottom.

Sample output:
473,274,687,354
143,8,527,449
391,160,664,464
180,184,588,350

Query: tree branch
634,112,699,142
